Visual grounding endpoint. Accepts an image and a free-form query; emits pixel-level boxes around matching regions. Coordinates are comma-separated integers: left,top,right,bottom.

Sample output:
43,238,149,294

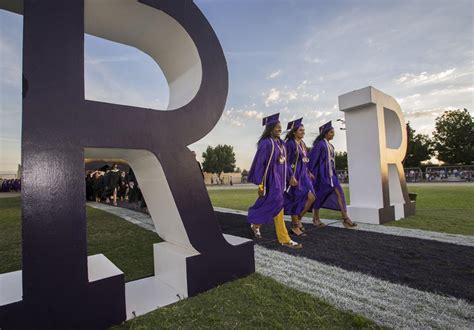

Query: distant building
203,172,242,185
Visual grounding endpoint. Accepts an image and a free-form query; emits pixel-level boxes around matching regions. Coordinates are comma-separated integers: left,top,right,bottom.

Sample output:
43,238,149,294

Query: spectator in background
118,171,129,201
107,164,121,206
128,181,139,204
92,171,104,203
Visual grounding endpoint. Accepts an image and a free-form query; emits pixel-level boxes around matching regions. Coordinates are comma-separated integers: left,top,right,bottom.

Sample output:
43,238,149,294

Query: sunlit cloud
395,68,457,86
267,69,282,79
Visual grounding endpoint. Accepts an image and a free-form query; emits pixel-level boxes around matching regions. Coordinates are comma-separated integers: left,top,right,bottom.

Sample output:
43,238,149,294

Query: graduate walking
248,113,302,249
308,121,357,228
283,118,316,236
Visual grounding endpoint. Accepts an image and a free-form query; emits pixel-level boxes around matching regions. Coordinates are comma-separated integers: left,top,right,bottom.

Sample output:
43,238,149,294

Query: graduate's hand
258,184,264,197
290,176,298,187
310,173,315,181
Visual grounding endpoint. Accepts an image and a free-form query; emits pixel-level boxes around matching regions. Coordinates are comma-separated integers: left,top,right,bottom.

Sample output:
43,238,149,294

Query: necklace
297,140,310,163
275,139,286,164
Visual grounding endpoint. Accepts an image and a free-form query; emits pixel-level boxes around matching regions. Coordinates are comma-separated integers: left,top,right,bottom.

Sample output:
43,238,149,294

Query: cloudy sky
1,0,473,174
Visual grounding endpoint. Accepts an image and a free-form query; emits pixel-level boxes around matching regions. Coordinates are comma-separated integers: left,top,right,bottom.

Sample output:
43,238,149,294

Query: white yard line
90,203,474,247
88,202,474,328
214,206,474,247
255,246,474,329
87,202,156,232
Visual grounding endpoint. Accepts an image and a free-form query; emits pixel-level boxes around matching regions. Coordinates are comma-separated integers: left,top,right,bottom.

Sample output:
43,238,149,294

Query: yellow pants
253,209,291,244
273,209,291,244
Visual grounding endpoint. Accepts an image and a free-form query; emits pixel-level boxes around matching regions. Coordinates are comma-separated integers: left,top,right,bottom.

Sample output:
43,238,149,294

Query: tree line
201,108,473,176
404,108,472,168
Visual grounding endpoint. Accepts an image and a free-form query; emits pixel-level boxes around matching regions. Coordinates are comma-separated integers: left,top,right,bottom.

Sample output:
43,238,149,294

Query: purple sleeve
308,141,323,174
285,140,295,178
248,139,272,185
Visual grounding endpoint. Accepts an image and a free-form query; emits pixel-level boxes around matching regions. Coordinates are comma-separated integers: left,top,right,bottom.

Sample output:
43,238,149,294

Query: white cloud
395,68,457,86
404,107,458,120
304,56,324,64
222,106,264,127
267,69,282,80
398,93,424,110
243,110,264,119
222,108,245,127
264,88,281,106
263,81,321,107
297,80,310,90
429,86,474,96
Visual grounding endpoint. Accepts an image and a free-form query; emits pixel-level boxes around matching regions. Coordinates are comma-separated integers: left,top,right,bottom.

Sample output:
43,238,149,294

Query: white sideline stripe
87,202,157,232
255,245,474,329
88,202,474,328
213,206,474,247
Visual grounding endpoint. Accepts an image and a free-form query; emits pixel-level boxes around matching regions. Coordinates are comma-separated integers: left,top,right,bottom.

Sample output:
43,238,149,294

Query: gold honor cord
283,143,287,192
259,139,275,196
324,139,334,187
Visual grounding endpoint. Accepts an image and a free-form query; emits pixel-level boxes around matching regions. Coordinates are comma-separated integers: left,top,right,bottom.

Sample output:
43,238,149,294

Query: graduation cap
319,121,333,135
99,164,111,171
287,117,303,131
262,113,280,126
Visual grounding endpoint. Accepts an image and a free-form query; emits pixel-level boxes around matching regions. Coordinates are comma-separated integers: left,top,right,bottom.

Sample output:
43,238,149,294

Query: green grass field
0,184,471,328
113,273,378,329
0,197,161,281
209,185,474,235
0,196,378,329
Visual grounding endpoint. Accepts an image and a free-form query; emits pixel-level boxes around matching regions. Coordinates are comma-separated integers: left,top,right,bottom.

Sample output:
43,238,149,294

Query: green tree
202,145,236,178
432,108,473,165
335,151,347,170
404,122,434,168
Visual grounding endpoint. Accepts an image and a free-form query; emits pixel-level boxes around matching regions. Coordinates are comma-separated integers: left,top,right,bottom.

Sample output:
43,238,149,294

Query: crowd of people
336,170,349,183
85,164,147,211
247,114,357,250
424,167,472,182
404,167,473,182
0,178,21,192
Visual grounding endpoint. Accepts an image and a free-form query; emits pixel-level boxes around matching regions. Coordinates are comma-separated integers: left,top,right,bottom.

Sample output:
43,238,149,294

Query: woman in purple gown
284,118,317,236
248,113,302,249
308,121,357,228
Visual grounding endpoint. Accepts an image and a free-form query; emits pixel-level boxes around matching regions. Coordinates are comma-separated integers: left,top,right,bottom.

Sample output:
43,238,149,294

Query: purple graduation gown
248,137,289,225
308,139,347,211
284,139,315,216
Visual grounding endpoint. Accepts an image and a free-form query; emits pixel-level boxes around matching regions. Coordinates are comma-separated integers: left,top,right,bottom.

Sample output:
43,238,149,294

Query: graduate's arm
285,140,296,178
307,143,319,173
308,141,323,179
247,139,271,187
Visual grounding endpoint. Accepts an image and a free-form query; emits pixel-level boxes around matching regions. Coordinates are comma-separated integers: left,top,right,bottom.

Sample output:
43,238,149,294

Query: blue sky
1,0,473,174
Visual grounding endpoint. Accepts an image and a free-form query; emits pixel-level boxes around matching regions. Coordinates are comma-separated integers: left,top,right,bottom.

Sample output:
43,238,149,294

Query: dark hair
284,128,296,141
258,122,279,143
284,124,305,141
313,132,325,146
